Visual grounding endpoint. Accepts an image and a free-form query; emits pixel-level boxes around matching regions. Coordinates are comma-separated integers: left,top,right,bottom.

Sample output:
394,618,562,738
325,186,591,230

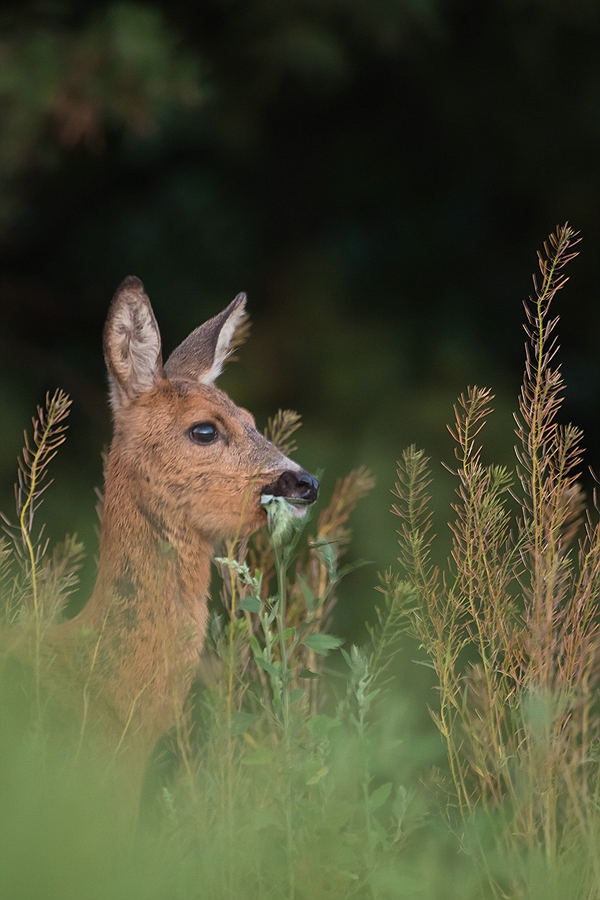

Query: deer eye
189,422,218,444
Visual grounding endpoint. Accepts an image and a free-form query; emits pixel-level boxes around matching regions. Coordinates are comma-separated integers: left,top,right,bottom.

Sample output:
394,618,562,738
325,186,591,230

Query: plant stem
273,540,296,900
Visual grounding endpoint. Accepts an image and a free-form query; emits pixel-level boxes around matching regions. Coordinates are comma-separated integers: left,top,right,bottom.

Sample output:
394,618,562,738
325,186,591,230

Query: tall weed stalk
0,389,80,713
391,224,600,895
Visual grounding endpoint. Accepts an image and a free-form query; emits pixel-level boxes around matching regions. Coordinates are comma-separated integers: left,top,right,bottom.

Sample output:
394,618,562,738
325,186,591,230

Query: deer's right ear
103,277,163,412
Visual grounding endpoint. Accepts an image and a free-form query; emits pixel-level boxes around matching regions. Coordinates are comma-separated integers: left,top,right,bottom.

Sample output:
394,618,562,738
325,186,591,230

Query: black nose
294,472,319,503
262,470,319,505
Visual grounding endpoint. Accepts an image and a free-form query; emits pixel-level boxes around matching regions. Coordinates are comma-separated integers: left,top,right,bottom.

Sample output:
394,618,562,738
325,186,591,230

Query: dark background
0,0,598,637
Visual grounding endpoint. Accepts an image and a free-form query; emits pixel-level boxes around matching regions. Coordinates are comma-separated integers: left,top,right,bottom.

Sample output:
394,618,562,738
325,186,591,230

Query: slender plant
1,389,74,713
390,224,600,896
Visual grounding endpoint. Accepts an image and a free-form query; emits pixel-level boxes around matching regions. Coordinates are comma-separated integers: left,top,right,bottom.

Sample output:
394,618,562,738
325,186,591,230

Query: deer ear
103,277,163,411
164,293,247,385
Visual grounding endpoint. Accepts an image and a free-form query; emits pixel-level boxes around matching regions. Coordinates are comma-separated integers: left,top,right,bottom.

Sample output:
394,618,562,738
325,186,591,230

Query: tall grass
391,224,600,897
1,224,599,899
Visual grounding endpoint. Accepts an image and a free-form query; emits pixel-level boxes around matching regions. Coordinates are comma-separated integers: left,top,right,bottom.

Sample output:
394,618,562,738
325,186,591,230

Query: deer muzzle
261,470,319,509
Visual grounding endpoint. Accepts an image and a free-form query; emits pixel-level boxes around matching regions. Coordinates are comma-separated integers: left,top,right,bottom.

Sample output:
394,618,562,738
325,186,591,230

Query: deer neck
71,461,213,740
89,502,212,643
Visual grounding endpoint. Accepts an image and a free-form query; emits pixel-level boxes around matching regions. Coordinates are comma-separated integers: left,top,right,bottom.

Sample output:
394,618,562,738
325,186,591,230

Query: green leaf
368,782,392,811
255,657,279,677
392,785,410,824
412,658,435,670
302,633,343,656
337,558,373,579
230,711,257,736
239,596,262,613
241,748,273,766
315,540,337,574
288,689,304,704
297,574,317,611
209,614,222,643
299,667,319,679
364,689,381,704
307,715,341,738
306,766,329,785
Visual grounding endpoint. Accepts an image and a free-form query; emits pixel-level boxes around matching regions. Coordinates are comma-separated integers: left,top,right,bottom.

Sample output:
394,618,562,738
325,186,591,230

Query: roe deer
34,277,318,776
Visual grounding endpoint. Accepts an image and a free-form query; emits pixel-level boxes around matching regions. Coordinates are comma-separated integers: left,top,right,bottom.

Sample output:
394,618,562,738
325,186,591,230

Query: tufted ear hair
103,276,163,412
164,293,247,385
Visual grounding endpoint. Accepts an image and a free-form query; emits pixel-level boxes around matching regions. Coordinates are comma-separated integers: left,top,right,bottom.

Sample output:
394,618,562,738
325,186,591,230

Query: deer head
102,276,319,546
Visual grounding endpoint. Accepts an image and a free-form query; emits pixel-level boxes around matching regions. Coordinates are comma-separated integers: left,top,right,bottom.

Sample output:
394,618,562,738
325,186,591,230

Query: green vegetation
2,226,600,899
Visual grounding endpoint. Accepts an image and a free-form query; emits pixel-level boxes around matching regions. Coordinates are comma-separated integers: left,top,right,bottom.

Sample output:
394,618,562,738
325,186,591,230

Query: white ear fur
164,294,247,385
200,297,247,384
104,277,163,410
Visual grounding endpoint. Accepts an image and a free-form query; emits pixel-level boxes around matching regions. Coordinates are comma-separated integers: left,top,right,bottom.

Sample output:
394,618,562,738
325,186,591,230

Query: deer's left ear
164,294,247,385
